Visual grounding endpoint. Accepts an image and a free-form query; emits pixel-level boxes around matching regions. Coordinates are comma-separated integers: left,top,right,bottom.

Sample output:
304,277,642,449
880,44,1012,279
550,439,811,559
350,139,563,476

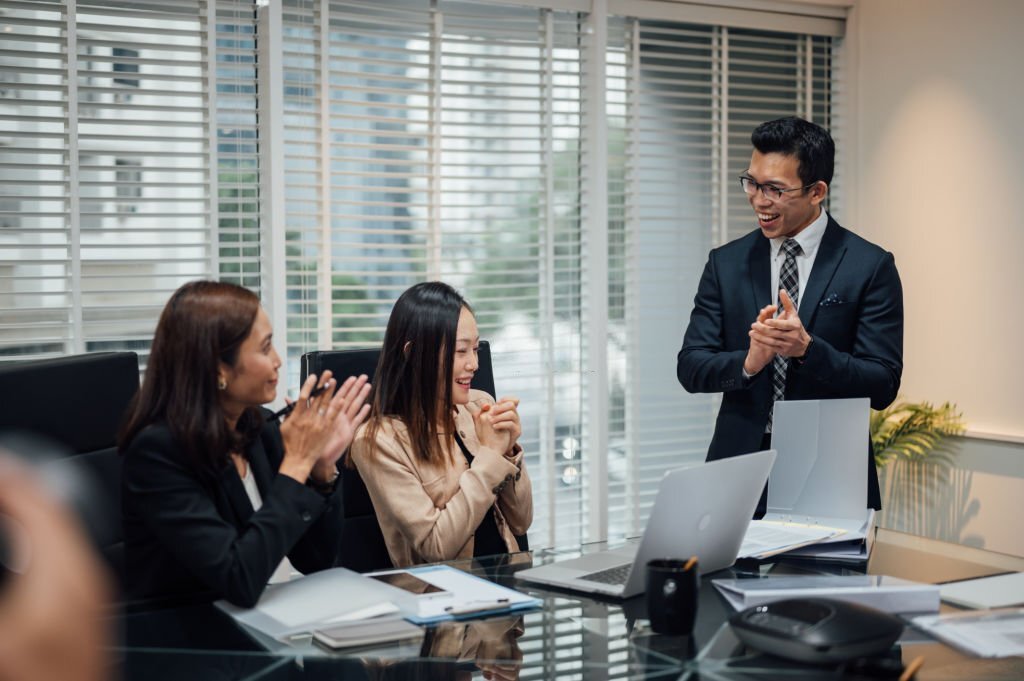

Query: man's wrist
795,335,814,363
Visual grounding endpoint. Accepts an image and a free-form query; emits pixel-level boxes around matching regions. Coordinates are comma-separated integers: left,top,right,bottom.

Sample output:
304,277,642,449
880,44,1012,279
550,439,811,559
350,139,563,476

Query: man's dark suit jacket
677,215,903,510
122,415,344,607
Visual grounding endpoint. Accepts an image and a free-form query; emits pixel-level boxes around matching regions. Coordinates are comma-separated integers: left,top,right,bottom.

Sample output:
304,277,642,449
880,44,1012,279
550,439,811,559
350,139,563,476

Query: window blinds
605,17,839,539
0,0,260,364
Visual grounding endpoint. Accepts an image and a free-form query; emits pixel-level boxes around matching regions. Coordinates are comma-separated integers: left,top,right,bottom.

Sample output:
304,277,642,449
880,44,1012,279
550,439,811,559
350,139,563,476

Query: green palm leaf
871,400,965,467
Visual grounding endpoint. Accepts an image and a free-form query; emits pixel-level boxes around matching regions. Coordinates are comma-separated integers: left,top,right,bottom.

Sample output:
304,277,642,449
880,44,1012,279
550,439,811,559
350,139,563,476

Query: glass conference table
114,529,1024,680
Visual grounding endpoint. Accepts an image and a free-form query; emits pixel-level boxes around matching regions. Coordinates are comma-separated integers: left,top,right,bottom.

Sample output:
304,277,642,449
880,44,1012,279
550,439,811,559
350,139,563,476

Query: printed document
739,520,845,559
912,607,1024,657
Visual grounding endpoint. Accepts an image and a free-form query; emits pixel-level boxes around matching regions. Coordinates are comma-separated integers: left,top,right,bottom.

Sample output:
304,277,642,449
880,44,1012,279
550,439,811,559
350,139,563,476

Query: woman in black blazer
119,281,370,607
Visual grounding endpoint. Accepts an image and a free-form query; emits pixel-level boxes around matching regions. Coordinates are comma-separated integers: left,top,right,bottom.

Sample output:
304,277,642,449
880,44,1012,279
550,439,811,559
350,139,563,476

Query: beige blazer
350,389,533,567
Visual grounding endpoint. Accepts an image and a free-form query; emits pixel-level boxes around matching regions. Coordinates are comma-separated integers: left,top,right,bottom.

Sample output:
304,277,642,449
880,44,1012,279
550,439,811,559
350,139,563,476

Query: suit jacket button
459,430,466,438
301,510,312,522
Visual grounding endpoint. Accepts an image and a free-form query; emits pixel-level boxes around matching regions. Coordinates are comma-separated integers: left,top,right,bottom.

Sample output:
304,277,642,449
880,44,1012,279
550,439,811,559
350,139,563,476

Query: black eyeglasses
739,176,816,200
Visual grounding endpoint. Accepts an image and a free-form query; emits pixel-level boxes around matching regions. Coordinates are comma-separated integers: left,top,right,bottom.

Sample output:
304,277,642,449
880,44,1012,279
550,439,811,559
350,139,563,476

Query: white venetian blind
606,17,841,539
435,0,586,554
0,0,261,365
0,0,70,358
278,0,585,550
214,1,262,290
75,0,210,359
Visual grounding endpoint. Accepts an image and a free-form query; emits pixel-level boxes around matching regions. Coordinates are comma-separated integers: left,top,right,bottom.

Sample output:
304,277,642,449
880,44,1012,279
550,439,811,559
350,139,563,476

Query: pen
444,598,510,616
267,381,332,421
898,656,925,681
927,606,1024,624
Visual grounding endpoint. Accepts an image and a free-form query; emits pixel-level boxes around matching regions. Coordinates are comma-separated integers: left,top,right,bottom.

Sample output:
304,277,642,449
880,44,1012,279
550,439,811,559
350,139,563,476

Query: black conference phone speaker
729,597,905,664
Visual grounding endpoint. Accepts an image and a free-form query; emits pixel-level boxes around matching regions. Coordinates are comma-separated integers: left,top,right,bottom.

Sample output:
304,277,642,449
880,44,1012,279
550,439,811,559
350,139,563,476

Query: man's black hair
751,116,835,187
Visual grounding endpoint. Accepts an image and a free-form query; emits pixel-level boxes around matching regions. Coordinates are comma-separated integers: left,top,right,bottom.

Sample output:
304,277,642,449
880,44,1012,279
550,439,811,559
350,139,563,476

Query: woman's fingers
289,373,321,418
353,403,371,425
331,374,357,402
346,377,372,420
328,374,370,419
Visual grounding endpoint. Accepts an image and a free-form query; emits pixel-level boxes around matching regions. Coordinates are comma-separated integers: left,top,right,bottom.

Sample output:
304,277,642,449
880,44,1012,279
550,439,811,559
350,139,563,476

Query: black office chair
0,351,140,586
301,340,527,572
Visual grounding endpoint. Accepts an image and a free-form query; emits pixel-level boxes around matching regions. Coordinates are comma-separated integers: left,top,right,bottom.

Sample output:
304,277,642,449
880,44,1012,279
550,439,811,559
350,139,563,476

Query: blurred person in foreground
350,282,532,567
119,280,370,607
0,448,112,681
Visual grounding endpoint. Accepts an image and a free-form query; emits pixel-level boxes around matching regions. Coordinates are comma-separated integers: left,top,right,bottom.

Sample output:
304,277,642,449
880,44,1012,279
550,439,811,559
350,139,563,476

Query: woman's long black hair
363,281,471,463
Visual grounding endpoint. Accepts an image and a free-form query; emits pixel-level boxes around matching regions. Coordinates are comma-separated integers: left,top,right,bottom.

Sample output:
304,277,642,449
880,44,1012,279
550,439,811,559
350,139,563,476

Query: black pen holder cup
646,558,699,636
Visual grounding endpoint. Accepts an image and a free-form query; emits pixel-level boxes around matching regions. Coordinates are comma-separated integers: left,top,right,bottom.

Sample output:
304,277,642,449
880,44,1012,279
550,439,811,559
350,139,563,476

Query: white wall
853,0,1024,440
852,0,1024,555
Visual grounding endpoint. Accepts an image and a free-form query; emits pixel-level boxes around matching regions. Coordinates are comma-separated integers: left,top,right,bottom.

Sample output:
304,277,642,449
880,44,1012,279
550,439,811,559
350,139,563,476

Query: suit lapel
800,217,847,329
748,235,772,315
222,434,272,525
219,463,253,526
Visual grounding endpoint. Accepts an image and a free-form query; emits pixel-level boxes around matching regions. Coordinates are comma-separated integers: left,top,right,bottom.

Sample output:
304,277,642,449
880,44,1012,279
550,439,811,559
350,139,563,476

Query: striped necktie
769,238,802,431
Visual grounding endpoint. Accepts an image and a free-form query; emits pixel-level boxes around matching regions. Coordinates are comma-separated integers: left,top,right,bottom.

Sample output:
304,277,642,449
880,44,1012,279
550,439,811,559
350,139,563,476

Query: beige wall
853,0,1024,440
852,0,1024,554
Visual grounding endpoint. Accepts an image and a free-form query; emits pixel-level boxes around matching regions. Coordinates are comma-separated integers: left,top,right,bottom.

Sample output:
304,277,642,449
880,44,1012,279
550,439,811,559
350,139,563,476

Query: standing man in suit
677,116,903,515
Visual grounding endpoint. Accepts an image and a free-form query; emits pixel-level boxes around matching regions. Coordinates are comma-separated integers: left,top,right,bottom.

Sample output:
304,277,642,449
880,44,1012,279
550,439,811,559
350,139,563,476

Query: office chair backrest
0,352,140,456
301,340,525,571
0,351,140,586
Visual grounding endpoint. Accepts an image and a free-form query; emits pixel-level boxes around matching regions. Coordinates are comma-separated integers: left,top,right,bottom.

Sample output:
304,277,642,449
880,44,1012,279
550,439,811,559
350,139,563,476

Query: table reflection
305,616,524,680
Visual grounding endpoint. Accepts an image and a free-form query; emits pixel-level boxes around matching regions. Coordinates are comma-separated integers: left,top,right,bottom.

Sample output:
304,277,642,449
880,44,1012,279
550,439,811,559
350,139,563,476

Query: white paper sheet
912,607,1024,657
940,572,1024,610
738,520,845,559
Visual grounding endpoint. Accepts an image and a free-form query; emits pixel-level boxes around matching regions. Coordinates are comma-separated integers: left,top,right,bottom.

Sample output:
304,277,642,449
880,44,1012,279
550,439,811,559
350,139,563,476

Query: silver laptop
515,450,777,598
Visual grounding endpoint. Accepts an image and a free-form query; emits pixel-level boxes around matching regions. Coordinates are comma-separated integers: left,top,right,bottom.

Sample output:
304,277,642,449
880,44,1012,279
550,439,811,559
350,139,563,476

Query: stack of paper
312,616,425,650
712,574,940,614
738,519,846,559
912,608,1024,657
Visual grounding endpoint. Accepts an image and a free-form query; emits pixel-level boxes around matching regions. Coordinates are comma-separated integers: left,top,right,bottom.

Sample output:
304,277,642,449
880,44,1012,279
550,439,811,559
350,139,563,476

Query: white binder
764,397,875,558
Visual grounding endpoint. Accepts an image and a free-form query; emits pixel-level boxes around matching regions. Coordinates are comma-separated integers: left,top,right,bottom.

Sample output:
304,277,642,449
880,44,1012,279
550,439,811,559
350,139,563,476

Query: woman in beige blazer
350,282,532,567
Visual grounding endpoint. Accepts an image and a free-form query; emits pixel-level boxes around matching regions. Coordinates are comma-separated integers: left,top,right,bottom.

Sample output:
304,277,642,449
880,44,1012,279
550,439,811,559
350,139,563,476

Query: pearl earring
218,377,227,391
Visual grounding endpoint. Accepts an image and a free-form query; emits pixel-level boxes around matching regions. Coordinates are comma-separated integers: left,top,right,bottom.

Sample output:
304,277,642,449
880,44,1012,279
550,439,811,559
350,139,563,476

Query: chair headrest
0,352,140,455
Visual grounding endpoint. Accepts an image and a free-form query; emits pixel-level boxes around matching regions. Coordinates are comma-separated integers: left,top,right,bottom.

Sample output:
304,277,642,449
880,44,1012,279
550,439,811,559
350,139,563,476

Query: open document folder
216,567,406,641
216,565,541,642
740,398,876,562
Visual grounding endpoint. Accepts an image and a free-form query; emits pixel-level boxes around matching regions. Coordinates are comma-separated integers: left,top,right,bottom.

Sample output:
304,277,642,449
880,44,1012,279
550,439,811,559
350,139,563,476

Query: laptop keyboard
579,563,632,585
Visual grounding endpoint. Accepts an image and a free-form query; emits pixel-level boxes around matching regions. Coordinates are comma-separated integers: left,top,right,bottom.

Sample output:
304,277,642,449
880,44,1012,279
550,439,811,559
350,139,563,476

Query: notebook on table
515,449,776,598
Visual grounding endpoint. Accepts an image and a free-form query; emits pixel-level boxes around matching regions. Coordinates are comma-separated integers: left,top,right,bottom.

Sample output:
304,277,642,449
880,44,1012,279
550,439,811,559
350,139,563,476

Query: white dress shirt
240,463,296,584
769,207,829,313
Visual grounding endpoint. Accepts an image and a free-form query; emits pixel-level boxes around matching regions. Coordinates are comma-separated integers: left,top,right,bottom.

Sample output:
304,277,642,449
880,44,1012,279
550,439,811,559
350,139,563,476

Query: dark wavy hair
751,116,835,188
119,280,263,476
363,282,471,464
